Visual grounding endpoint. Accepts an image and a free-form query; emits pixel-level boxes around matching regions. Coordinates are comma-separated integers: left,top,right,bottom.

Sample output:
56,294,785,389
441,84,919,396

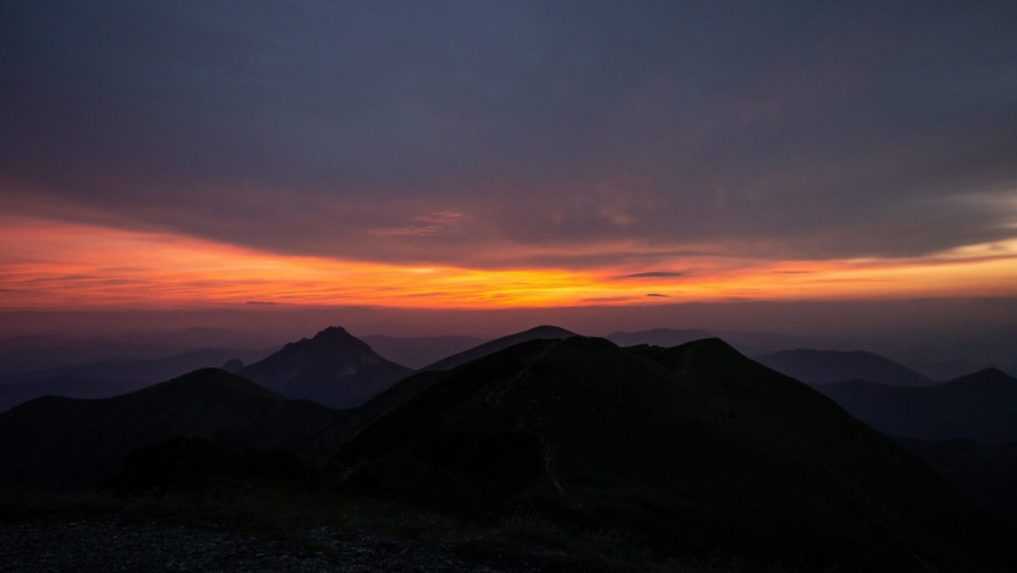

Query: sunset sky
2,2,1016,313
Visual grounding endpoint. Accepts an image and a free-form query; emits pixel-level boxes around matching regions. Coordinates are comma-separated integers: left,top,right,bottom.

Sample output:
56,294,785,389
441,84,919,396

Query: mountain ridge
819,367,1017,442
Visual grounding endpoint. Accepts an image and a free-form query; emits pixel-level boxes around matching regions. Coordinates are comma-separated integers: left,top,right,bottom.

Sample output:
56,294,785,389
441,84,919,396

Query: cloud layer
2,1,1016,274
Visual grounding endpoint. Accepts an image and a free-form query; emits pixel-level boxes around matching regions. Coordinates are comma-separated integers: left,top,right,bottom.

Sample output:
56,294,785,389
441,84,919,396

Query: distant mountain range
0,368,343,488
818,368,1017,443
241,326,412,409
0,347,270,412
606,328,815,357
361,334,483,369
757,348,932,386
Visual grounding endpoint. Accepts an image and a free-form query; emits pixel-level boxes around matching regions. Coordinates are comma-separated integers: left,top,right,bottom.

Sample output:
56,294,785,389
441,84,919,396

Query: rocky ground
0,519,543,573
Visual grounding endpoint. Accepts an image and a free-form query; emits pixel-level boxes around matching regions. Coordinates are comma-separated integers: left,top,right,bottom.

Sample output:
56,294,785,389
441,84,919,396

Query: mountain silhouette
757,348,931,386
241,326,412,408
338,336,974,568
819,367,1017,442
423,325,575,371
0,368,342,488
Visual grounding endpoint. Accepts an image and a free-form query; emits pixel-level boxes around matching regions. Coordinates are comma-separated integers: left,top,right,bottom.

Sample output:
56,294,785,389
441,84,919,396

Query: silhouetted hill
758,348,931,386
0,347,270,412
0,368,343,488
242,326,412,409
819,368,1017,442
338,336,979,569
362,335,483,369
424,325,575,371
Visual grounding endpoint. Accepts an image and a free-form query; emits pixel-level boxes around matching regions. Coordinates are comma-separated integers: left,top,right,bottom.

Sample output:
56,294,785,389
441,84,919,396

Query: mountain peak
241,327,411,408
313,325,352,339
279,326,372,355
310,325,365,347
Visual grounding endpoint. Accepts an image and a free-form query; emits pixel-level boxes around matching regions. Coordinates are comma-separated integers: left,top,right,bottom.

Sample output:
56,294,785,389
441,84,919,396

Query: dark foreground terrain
3,329,1015,572
0,491,774,572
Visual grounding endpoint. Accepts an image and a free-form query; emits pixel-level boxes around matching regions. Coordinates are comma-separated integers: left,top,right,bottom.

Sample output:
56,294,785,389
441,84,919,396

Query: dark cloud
619,272,686,280
646,293,669,298
2,1,1016,266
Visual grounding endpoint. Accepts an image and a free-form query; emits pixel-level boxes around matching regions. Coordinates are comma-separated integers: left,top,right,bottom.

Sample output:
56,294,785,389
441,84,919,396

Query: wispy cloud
617,271,685,280
369,210,466,238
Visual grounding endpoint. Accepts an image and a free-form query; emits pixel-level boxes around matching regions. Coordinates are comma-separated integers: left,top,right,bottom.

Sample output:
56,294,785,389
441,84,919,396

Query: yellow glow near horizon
1,216,1016,310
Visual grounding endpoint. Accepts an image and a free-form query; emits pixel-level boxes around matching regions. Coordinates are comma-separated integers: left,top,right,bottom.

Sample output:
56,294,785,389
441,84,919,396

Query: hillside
0,368,343,488
338,336,977,569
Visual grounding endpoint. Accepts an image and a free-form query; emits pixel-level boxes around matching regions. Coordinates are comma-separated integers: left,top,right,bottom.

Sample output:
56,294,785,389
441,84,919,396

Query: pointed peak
313,325,353,339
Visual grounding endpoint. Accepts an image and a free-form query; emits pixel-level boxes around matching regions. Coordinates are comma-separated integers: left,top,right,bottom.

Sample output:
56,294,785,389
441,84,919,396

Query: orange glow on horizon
2,216,1016,310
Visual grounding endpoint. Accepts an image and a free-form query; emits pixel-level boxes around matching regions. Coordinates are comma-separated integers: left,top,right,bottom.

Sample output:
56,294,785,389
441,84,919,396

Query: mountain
361,335,483,369
337,336,978,569
819,368,1017,442
241,326,412,409
0,368,343,488
424,325,575,371
757,348,932,386
0,347,270,412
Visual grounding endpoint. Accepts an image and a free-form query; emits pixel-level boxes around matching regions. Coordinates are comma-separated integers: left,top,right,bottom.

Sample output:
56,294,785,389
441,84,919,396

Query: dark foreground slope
242,326,412,408
819,367,1017,442
757,348,931,386
0,369,343,488
338,337,988,570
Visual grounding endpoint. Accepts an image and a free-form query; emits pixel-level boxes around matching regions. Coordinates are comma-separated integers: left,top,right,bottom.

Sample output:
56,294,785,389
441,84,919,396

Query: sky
1,1,1016,321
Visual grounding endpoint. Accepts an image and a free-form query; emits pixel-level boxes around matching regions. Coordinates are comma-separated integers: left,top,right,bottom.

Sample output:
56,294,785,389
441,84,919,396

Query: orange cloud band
1,216,1015,310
